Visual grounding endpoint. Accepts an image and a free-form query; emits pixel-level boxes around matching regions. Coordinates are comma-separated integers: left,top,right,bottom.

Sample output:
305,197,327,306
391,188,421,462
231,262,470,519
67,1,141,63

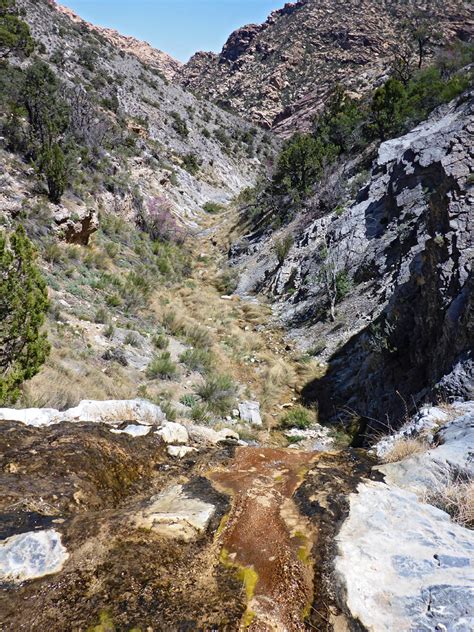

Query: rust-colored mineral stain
209,447,319,631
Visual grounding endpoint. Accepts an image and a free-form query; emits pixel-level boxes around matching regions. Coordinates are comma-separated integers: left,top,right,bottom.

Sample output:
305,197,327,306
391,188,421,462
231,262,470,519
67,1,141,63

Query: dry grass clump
425,474,474,528
381,437,430,463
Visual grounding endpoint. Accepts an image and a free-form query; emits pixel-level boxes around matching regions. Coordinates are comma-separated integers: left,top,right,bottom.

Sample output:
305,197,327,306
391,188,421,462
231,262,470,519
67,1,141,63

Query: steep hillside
179,0,473,134
11,0,275,225
54,2,182,80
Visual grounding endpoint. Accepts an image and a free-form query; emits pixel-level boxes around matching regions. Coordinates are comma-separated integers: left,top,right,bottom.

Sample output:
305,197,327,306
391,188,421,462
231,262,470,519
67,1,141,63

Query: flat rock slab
0,529,69,583
238,401,262,426
132,484,215,542
0,399,165,428
336,480,474,632
110,424,152,437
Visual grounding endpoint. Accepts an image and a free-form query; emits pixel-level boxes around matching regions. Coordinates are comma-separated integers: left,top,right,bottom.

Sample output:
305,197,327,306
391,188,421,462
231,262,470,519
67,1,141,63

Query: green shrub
180,394,197,408
279,406,313,430
0,225,50,404
94,307,109,324
182,153,201,175
146,352,178,380
335,270,353,302
215,268,239,295
180,348,213,374
0,0,35,59
152,333,169,350
196,374,237,415
170,111,189,138
190,402,210,423
203,201,224,214
274,235,294,264
124,331,141,347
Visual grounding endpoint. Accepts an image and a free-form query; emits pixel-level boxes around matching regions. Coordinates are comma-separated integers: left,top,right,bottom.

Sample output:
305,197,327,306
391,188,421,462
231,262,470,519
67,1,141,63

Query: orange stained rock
209,447,320,631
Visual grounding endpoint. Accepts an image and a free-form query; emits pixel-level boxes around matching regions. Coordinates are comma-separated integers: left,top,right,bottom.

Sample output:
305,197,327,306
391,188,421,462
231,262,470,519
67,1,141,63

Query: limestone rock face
235,93,473,432
238,400,262,426
336,480,474,632
179,0,472,135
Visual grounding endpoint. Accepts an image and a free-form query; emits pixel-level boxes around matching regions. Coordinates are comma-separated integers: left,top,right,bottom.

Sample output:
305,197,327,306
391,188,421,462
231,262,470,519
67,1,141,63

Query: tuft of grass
180,394,198,408
424,470,473,528
124,331,141,347
381,437,430,464
190,402,210,423
146,352,178,380
152,333,169,350
162,310,186,336
196,374,237,416
94,307,109,324
160,400,177,421
180,348,213,374
215,268,239,295
104,323,115,339
279,406,313,430
185,325,213,349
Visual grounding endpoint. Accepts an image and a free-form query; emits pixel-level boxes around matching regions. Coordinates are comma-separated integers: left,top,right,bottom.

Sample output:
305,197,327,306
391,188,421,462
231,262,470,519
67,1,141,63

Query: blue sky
63,1,284,62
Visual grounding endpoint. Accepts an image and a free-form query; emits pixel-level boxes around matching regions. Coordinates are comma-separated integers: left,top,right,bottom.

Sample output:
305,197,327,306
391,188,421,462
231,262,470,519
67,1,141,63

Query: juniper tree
0,0,34,59
0,225,50,404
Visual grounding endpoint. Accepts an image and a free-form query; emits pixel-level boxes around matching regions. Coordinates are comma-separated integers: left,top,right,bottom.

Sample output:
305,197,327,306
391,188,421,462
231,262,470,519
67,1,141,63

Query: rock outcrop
53,1,182,80
179,0,473,134
233,93,473,432
335,404,474,630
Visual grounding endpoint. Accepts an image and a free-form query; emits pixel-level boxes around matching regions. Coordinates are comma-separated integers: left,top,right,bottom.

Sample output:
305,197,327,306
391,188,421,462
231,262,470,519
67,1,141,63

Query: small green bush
180,394,198,408
180,348,213,374
146,352,178,380
94,307,109,324
186,326,213,349
190,402,210,423
203,201,224,214
124,331,141,347
215,268,239,295
279,406,313,430
153,333,169,350
196,374,237,415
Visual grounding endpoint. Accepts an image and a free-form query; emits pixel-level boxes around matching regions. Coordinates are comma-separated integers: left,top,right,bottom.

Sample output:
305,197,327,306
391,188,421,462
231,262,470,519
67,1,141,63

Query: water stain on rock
209,447,320,631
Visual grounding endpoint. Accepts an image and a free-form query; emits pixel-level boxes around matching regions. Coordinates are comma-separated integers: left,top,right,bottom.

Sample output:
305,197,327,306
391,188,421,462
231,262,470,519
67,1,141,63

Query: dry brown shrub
381,437,430,463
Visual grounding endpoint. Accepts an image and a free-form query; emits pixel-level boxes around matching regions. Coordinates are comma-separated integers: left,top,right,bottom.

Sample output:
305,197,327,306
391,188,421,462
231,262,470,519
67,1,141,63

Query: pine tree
0,0,34,59
0,225,50,404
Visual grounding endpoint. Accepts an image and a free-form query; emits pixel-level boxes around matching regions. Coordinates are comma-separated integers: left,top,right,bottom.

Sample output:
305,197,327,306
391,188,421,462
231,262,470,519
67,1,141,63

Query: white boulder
187,424,239,445
110,424,152,437
156,422,189,445
0,530,69,582
238,401,262,426
167,445,198,459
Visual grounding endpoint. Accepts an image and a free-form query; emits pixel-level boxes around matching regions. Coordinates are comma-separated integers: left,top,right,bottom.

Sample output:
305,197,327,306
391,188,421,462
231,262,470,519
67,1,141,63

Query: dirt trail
209,447,320,631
